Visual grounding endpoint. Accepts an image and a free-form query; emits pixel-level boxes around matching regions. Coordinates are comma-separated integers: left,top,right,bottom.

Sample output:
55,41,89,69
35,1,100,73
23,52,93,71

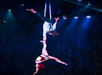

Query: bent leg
48,56,68,65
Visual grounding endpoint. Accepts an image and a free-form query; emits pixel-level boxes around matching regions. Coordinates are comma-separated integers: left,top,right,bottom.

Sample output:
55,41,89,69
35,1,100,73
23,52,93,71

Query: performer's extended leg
26,9,49,21
48,56,68,65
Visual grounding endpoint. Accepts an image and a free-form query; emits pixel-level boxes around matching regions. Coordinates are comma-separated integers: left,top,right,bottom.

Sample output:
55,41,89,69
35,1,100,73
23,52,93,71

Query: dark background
0,0,102,75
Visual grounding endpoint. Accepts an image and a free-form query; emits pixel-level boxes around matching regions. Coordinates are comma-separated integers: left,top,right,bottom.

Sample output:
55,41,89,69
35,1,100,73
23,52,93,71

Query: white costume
43,21,57,37
35,54,49,63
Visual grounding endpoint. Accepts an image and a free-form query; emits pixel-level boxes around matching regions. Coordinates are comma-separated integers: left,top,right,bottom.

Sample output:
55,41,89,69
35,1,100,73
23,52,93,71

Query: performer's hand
63,15,67,19
63,15,66,17
33,72,37,75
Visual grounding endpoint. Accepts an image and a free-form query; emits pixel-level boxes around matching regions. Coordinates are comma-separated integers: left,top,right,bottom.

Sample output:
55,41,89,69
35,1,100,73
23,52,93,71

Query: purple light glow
21,4,25,6
78,0,82,1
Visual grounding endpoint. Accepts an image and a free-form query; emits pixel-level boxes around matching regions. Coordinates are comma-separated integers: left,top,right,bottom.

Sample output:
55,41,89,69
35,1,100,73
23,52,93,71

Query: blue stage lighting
8,9,11,11
88,3,91,5
4,21,6,23
88,2,91,5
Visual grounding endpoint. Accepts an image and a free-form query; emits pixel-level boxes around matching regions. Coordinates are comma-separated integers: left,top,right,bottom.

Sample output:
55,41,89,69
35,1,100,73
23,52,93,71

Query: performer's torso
43,21,52,31
36,54,49,61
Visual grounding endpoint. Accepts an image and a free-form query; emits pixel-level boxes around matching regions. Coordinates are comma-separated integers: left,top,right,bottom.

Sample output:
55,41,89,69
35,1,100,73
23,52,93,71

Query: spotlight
88,3,91,5
88,1,91,5
78,0,82,1
8,9,11,11
21,4,25,6
86,16,91,18
63,17,67,19
4,21,6,23
74,16,78,19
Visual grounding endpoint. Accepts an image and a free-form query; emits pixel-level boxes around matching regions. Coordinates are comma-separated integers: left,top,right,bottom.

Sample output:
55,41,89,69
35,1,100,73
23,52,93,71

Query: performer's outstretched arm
49,56,68,66
34,67,39,75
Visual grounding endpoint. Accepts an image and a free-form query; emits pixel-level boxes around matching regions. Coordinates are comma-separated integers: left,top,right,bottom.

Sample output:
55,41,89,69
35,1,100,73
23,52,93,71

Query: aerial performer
26,9,59,43
34,40,68,75
26,0,67,43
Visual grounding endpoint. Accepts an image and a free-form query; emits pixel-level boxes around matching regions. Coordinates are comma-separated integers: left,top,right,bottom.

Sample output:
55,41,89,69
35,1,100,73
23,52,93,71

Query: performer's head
48,30,58,37
36,63,45,70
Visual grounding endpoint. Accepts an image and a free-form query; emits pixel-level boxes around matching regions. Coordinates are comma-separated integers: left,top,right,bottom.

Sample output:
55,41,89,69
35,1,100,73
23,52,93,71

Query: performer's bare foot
26,9,30,11
26,9,36,13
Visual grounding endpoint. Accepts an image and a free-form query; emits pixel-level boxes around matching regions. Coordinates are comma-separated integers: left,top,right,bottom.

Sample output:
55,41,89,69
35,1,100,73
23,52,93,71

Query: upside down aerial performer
34,40,68,75
26,0,67,43
26,8,59,43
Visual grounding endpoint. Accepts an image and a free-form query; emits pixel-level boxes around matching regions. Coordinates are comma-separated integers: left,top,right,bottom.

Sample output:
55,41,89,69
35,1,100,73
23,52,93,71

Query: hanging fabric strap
44,0,52,19
44,0,47,17
44,0,53,30
49,0,52,19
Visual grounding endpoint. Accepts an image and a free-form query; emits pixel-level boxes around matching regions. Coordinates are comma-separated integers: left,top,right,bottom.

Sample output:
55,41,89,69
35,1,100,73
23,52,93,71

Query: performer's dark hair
49,30,58,37
38,63,45,70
